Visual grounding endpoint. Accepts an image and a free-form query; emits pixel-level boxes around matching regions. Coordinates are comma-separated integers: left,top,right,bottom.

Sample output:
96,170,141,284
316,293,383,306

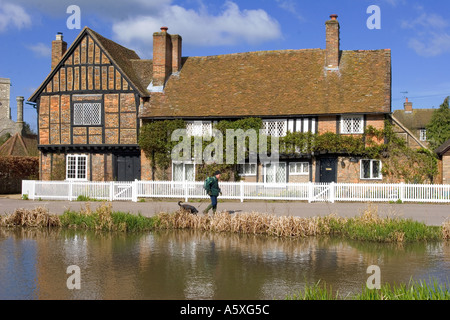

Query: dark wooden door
116,155,141,181
319,157,337,183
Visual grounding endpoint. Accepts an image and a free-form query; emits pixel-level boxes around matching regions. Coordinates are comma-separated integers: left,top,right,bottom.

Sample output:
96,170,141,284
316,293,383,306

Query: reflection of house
30,15,392,184
436,139,450,184
392,98,433,150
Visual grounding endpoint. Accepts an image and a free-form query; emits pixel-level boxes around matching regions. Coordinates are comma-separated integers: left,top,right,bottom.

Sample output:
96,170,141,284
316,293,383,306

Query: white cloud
275,0,303,20
27,43,52,57
112,1,281,56
401,10,450,57
0,1,31,32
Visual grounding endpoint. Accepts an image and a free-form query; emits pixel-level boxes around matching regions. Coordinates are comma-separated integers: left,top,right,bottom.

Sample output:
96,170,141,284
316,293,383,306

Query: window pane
362,160,370,179
185,164,195,181
73,103,83,125
77,156,86,179
67,156,76,179
372,160,380,178
265,164,274,183
173,163,183,181
276,163,286,183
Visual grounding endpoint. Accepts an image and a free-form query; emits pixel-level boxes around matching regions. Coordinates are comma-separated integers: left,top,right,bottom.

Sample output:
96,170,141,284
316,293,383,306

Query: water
0,228,448,300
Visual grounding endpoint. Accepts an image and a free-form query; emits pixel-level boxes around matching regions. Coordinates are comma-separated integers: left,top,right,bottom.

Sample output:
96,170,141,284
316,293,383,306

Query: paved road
1,195,448,226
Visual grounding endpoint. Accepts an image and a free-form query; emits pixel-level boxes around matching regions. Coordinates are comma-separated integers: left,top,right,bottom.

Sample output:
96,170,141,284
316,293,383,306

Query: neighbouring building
29,15,392,184
436,138,450,184
392,98,434,150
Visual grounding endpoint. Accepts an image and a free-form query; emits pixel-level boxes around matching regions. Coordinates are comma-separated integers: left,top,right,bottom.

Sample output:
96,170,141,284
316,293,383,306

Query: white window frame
289,162,309,175
185,121,212,137
340,115,364,134
238,163,257,176
262,119,287,137
172,161,196,182
263,162,287,185
360,159,382,180
419,128,427,141
66,154,88,181
73,102,102,126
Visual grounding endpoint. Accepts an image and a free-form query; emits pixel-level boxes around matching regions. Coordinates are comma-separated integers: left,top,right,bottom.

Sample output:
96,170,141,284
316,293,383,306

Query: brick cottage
29,15,392,184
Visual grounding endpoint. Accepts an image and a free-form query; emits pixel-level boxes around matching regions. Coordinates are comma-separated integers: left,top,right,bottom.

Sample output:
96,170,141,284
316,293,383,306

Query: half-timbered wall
37,34,139,147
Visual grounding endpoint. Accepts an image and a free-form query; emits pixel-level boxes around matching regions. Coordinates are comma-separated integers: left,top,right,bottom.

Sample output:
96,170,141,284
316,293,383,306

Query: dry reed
0,207,61,228
443,219,450,240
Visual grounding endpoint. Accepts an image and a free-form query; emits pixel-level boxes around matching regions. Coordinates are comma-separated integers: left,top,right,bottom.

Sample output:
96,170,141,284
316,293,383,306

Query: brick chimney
52,32,67,71
325,14,340,69
152,27,182,89
171,34,182,74
404,97,413,113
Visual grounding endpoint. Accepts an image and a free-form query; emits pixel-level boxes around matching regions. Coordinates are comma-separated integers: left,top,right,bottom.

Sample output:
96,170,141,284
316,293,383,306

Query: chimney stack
404,97,413,113
52,32,67,70
152,27,182,89
16,96,24,134
325,14,340,69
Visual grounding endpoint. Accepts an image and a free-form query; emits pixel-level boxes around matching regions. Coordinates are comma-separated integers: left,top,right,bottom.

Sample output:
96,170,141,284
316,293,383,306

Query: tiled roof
0,133,38,157
141,48,391,118
435,138,450,156
392,109,434,131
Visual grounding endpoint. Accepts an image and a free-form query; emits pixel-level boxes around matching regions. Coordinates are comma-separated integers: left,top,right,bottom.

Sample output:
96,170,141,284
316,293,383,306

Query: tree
426,96,450,151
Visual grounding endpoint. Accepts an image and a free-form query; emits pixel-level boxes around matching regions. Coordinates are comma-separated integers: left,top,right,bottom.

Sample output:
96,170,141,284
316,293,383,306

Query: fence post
308,181,313,203
240,180,244,202
68,180,73,201
400,182,405,202
109,182,114,201
329,182,335,203
184,180,188,202
132,179,138,202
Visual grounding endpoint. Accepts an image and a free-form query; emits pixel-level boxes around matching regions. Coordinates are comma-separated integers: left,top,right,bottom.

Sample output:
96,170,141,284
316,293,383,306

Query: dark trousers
210,195,217,211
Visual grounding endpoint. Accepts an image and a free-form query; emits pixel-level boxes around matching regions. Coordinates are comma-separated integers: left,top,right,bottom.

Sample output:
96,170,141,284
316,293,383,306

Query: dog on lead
178,201,199,215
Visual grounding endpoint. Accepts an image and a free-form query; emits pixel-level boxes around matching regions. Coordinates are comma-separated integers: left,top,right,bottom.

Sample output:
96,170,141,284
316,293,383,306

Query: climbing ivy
138,118,438,183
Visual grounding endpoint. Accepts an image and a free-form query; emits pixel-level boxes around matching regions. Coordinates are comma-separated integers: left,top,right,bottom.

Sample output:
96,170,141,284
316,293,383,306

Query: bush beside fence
0,157,38,194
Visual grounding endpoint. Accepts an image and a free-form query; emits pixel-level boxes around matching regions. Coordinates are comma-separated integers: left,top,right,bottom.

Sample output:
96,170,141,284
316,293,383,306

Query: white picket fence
21,180,450,203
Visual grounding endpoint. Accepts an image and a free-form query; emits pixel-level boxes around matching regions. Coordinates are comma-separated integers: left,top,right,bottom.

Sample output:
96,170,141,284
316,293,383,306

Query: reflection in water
0,228,448,300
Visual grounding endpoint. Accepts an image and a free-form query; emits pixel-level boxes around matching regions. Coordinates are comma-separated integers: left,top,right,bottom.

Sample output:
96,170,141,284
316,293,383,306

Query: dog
178,201,199,214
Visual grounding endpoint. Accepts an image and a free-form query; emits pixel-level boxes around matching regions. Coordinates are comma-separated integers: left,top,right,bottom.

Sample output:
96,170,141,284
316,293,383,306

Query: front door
319,157,337,183
115,154,141,181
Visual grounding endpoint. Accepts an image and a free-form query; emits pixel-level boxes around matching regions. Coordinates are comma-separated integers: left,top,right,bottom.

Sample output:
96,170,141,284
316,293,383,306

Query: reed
1,203,448,242
0,207,60,228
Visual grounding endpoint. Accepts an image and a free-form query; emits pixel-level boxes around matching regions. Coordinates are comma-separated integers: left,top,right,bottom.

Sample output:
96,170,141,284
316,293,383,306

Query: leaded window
238,163,257,176
341,115,364,134
264,162,286,184
73,102,102,126
186,121,212,137
360,159,382,180
172,162,195,182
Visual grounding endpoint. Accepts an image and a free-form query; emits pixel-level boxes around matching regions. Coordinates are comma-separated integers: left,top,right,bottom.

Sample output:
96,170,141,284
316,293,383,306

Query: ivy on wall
138,118,438,183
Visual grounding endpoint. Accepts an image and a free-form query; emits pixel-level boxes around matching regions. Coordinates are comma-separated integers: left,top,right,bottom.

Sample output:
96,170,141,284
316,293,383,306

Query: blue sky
1,0,449,132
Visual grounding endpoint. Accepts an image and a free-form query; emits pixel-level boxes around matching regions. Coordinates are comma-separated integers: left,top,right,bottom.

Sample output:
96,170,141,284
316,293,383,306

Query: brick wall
442,151,450,184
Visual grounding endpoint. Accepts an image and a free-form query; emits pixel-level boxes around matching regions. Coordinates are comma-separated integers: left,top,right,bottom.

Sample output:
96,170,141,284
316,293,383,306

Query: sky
1,0,449,132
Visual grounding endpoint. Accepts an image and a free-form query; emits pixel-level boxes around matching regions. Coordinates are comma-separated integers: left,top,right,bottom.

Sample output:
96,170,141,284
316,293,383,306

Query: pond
0,228,448,300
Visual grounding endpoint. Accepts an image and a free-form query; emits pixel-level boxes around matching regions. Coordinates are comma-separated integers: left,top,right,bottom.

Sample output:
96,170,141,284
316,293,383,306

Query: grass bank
1,203,448,242
286,278,450,300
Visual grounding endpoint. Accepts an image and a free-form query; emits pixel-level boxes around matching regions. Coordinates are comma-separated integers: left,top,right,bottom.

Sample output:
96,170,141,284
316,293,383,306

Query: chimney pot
161,26,168,32
330,14,338,20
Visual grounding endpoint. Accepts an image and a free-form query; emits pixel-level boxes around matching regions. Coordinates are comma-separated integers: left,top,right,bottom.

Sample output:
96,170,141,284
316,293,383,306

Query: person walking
203,170,222,215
